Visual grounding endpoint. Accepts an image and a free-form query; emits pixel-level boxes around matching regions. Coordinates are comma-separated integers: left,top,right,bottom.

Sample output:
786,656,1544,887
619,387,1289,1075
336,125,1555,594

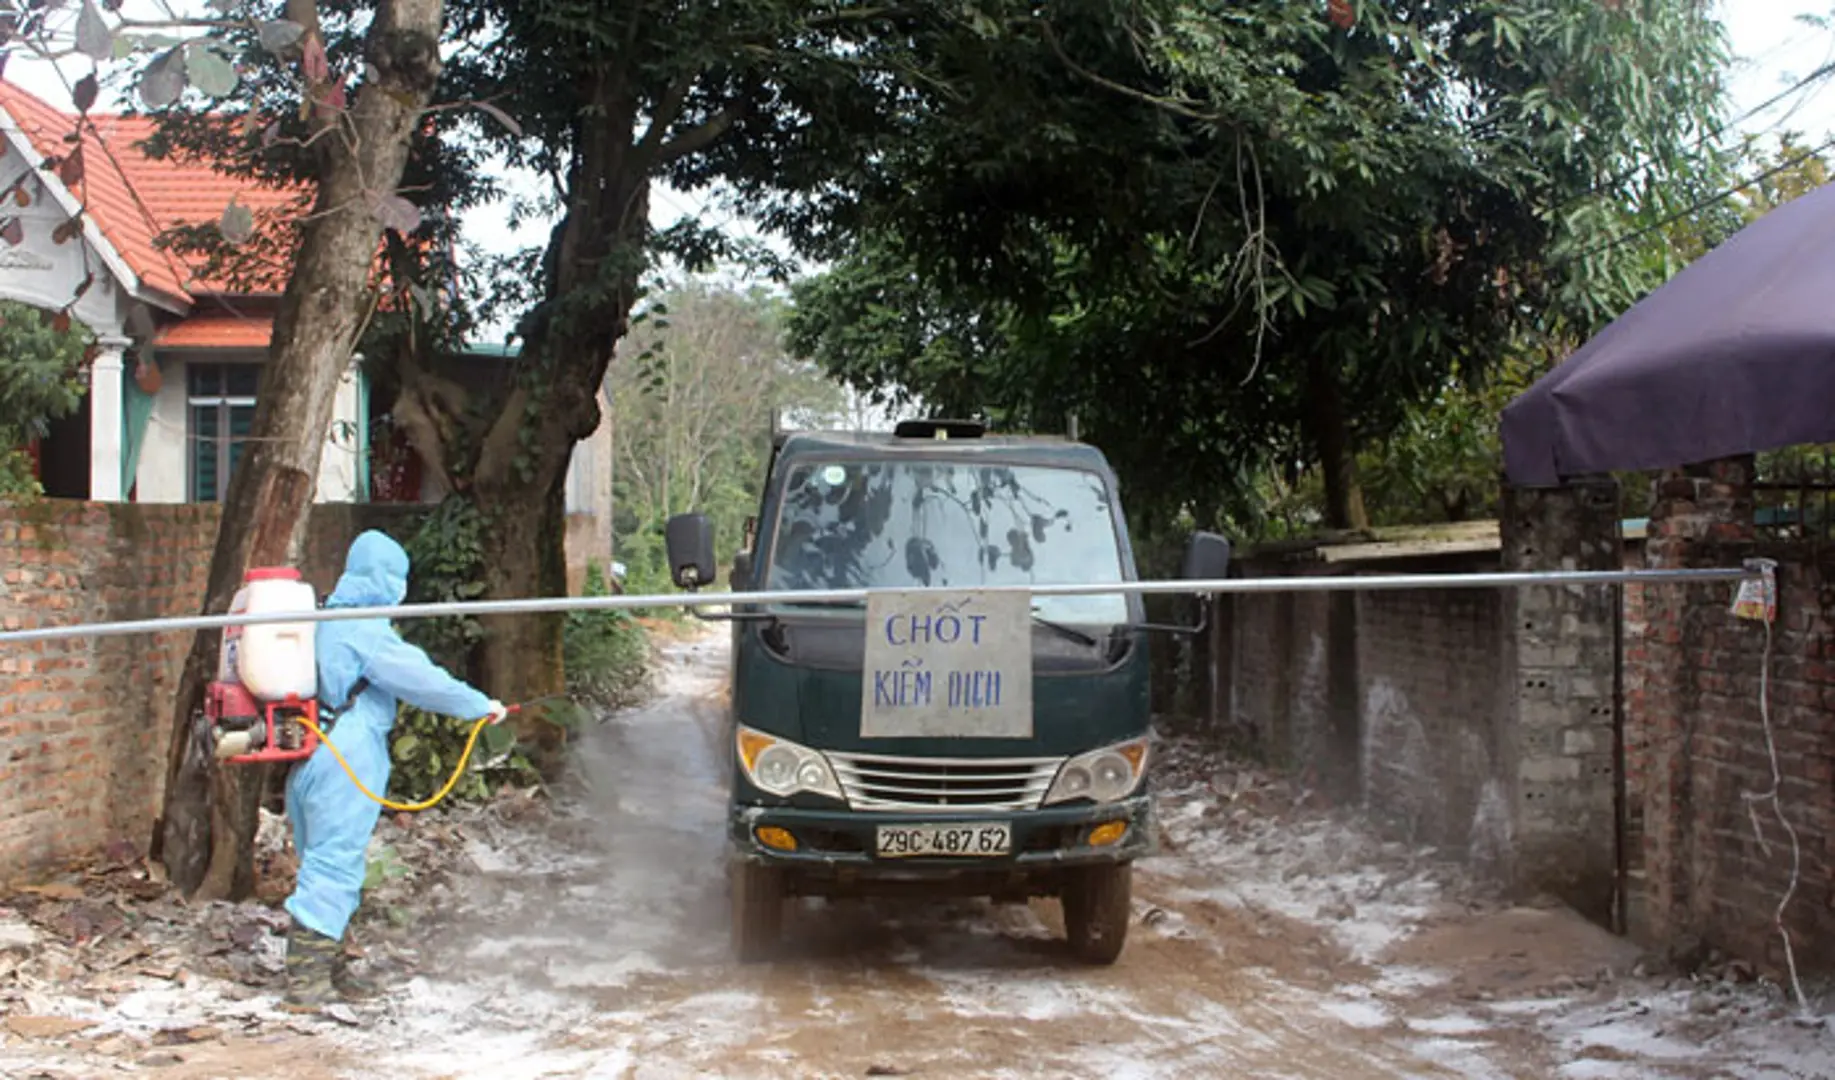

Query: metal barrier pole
0,567,1754,645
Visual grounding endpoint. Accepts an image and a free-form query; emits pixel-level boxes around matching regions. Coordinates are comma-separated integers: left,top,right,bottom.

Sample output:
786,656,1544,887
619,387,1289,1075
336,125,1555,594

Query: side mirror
1181,531,1232,580
665,513,716,590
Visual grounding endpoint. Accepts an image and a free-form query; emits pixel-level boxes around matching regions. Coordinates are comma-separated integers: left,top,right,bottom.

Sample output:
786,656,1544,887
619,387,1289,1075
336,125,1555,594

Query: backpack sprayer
207,567,323,766
203,566,546,813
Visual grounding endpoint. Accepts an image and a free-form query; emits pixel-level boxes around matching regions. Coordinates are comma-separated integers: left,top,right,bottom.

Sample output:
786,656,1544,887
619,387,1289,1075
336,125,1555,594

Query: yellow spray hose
294,710,504,813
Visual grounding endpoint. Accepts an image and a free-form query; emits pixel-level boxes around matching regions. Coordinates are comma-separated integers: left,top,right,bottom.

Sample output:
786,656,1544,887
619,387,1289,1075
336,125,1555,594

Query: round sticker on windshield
821,465,846,486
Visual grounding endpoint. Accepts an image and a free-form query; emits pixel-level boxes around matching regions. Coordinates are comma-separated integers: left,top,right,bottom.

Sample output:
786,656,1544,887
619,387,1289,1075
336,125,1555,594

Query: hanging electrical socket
1730,557,1778,623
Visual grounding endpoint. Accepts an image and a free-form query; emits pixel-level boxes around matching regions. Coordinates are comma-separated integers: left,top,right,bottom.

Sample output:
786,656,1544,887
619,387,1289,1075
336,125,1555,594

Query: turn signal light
1087,821,1128,847
755,826,798,852
737,729,775,771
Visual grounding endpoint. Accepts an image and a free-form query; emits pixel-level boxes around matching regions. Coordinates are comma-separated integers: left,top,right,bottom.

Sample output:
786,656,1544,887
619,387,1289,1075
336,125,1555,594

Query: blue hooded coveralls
283,530,494,941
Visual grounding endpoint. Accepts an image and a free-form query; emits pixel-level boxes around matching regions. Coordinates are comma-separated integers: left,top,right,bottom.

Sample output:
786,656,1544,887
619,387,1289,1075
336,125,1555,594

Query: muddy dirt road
4,631,1829,1079
338,634,1829,1080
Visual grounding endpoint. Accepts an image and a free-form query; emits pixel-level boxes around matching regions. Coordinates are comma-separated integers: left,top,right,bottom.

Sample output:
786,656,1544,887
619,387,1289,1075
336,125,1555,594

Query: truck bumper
729,795,1154,898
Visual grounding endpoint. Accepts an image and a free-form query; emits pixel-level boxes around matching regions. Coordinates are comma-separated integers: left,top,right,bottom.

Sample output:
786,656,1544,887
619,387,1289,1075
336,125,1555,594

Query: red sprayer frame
206,682,324,765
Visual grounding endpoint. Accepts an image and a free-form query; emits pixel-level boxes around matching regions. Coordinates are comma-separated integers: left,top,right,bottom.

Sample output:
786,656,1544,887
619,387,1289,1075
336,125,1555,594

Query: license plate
876,823,1011,858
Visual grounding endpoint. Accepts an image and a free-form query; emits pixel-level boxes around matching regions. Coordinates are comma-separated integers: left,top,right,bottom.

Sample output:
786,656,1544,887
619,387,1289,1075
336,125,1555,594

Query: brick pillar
1500,475,1623,925
1632,456,1754,951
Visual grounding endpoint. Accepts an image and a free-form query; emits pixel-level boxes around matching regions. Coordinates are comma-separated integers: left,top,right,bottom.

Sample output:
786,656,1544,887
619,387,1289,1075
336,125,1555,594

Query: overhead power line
1557,57,1835,213
1574,133,1835,261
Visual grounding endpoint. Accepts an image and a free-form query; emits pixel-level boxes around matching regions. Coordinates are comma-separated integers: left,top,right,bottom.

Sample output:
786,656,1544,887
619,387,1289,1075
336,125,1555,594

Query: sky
3,1,1833,307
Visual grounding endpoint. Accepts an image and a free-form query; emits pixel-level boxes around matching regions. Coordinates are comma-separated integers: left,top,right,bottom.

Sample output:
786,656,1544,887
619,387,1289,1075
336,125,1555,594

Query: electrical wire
1556,56,1835,215
1571,134,1835,261
1739,603,1813,1020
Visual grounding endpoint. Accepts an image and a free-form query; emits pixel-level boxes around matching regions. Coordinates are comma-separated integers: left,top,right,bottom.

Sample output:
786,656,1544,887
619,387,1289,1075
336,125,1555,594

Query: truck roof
773,428,1113,471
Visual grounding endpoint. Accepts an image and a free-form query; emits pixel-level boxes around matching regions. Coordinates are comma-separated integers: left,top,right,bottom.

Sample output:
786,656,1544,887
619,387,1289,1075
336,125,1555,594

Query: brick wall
1210,550,1519,872
0,502,218,884
0,500,429,886
1629,458,1835,976
1207,487,1631,917
1356,583,1515,870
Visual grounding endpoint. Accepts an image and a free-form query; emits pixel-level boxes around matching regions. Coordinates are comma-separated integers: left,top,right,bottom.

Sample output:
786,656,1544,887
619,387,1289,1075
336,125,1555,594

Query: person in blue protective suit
283,530,507,1006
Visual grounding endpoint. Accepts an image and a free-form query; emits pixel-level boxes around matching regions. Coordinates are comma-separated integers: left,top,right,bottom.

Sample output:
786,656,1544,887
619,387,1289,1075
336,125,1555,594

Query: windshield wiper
1030,610,1100,647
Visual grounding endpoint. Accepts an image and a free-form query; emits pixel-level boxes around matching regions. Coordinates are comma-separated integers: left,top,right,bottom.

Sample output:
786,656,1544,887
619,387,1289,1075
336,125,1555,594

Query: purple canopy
1502,180,1835,486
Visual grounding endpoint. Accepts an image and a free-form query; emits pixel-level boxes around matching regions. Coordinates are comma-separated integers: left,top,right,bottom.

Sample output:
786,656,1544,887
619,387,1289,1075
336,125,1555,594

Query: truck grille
826,751,1065,812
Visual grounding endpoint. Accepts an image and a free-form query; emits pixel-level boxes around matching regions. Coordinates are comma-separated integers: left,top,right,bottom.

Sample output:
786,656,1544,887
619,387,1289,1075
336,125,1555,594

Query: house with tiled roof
0,80,613,583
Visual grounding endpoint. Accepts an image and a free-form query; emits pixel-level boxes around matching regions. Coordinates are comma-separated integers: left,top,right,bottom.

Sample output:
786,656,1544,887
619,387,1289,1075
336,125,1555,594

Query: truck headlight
735,726,844,801
1043,736,1150,806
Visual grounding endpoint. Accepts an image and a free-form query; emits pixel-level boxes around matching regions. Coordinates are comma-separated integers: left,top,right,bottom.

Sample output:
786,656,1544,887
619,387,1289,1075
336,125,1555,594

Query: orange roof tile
0,80,308,304
152,311,273,349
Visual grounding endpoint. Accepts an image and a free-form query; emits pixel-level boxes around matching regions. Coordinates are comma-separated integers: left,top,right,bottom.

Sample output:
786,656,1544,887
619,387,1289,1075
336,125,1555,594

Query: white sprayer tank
234,567,319,702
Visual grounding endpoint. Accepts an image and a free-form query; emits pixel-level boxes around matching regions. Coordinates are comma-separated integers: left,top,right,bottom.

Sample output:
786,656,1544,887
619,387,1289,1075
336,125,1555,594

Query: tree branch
802,7,914,29
1035,19,1221,124
635,73,697,159
656,102,748,164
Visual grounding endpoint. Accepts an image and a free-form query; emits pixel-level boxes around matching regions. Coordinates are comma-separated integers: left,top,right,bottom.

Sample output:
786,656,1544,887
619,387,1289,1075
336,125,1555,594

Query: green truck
664,419,1229,963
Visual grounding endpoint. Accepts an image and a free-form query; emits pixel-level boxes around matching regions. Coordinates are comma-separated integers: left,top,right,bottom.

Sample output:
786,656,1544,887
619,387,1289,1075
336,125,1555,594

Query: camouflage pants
284,921,377,1006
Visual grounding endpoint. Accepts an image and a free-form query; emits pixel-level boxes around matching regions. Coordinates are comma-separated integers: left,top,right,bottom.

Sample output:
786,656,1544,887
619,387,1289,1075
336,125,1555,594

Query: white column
88,338,128,502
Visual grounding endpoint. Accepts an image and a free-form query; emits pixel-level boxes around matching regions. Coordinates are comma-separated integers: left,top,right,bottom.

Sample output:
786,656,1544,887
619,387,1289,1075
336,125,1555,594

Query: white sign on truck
860,589,1033,739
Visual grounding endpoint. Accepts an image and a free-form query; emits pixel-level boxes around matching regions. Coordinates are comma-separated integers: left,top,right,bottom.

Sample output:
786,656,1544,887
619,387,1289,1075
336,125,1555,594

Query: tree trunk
155,0,447,900
468,69,651,727
473,441,573,767
1306,358,1368,531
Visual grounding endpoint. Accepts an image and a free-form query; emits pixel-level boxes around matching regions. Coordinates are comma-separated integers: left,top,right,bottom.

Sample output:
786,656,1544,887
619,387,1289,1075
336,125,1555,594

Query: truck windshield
765,459,1130,625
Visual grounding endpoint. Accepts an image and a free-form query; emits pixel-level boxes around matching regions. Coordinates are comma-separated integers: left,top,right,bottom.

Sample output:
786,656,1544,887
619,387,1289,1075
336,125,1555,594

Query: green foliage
398,497,488,674
362,844,410,891
0,302,92,500
787,0,1733,534
611,282,846,597
1259,134,1835,536
388,497,529,804
563,563,652,712
385,545,652,805
386,700,537,804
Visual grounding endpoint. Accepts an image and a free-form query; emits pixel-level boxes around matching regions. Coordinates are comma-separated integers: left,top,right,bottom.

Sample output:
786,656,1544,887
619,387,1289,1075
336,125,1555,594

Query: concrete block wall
1219,587,1339,786
1500,479,1624,926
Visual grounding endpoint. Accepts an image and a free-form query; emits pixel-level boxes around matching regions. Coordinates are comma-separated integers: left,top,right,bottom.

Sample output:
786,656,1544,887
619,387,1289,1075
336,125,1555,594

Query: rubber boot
283,923,340,1008
332,951,381,1000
